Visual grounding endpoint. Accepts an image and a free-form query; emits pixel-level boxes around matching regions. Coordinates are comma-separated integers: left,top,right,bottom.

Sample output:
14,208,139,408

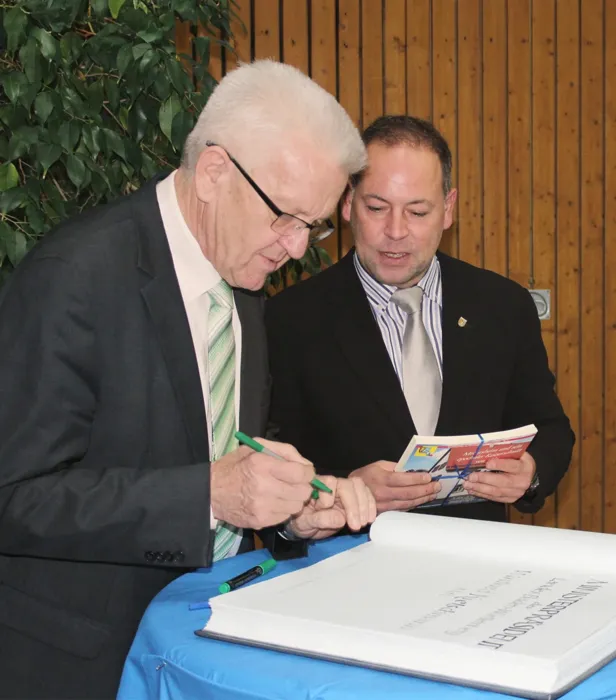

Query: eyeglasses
205,141,335,245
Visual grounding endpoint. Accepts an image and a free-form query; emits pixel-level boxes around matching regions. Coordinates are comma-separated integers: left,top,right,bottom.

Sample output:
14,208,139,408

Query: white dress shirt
156,171,242,557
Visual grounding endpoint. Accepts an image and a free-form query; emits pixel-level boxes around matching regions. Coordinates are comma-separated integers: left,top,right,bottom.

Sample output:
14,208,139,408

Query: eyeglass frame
205,141,335,245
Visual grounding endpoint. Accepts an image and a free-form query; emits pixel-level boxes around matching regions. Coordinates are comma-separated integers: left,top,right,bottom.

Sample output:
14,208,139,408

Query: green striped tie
208,280,242,561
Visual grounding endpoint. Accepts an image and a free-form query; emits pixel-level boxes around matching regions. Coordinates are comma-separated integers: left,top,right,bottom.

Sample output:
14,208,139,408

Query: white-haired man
0,60,372,699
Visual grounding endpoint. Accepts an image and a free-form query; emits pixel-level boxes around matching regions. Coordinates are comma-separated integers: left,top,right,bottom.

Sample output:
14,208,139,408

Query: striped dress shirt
353,252,443,383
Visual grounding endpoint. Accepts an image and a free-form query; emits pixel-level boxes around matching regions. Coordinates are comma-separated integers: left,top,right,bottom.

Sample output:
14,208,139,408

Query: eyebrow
362,193,433,207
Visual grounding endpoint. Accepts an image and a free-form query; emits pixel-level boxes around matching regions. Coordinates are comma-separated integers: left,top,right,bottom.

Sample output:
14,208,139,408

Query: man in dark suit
266,115,574,524
0,60,375,699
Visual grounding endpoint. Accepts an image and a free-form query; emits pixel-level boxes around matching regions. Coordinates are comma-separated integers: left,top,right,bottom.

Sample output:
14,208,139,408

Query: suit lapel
134,181,210,463
327,253,413,438
436,253,479,433
234,289,267,439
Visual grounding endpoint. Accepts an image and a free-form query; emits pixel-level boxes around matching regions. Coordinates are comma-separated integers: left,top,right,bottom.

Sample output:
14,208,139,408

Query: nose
385,210,407,241
280,228,310,260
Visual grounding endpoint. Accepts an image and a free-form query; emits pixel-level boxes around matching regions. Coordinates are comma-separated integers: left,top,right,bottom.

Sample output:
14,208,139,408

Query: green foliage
266,244,333,296
0,0,234,284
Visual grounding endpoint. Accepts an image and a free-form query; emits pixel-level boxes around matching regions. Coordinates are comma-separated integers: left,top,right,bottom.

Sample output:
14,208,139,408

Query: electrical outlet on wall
529,289,551,320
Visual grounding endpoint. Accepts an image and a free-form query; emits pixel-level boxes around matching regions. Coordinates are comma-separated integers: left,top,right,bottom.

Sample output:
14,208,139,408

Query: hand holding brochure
395,424,538,507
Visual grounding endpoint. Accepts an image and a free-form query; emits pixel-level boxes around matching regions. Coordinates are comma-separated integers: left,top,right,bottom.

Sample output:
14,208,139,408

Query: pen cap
258,558,277,575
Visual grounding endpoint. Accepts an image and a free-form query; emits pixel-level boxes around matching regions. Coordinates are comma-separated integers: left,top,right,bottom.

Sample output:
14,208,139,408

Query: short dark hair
350,115,452,195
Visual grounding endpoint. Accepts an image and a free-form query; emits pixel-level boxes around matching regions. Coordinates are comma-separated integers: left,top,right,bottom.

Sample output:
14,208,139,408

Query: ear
443,188,458,230
341,184,355,222
193,145,231,203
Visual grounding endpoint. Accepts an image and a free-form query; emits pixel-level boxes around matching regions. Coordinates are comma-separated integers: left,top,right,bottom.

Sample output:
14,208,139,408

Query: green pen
234,430,332,499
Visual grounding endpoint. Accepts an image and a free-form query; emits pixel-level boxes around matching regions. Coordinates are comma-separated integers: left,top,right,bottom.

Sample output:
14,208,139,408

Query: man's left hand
464,452,536,503
287,476,377,540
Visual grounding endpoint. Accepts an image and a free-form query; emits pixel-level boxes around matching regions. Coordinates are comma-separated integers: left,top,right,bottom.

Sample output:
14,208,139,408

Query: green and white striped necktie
208,279,242,561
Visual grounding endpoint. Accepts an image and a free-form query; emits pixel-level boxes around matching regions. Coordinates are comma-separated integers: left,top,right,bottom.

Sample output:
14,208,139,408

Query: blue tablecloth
119,535,616,700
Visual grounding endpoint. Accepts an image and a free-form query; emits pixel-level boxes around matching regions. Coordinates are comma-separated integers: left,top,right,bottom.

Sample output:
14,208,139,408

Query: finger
385,471,433,488
256,438,313,466
383,493,439,511
379,481,441,503
311,475,337,509
305,508,346,532
465,481,525,503
466,471,530,491
482,458,523,474
269,458,316,486
349,477,372,528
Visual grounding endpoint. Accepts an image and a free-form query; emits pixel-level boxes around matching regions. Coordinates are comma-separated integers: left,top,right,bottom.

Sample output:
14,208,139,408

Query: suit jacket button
173,550,185,563
155,551,165,562
163,550,173,562
144,551,155,562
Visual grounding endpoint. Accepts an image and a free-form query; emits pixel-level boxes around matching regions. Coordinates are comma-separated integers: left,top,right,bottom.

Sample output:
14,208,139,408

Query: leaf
1,72,28,104
88,79,105,113
167,58,191,94
171,111,193,151
60,33,82,64
109,0,127,20
127,101,148,143
117,44,133,77
91,0,109,16
103,128,126,160
4,7,28,53
57,121,81,152
136,27,164,44
0,163,19,192
7,127,38,161
82,125,102,157
193,36,211,67
158,94,181,142
25,204,46,235
19,37,43,84
34,92,55,124
132,43,151,61
66,154,87,189
32,28,60,61
37,143,63,173
3,228,28,267
104,77,120,111
0,187,27,213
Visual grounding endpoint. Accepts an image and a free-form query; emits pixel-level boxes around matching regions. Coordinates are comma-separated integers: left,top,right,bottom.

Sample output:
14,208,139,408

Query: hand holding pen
210,435,321,530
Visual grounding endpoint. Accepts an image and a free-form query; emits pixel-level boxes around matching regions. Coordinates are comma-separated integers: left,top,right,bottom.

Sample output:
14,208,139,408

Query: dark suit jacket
266,249,574,523
0,180,302,699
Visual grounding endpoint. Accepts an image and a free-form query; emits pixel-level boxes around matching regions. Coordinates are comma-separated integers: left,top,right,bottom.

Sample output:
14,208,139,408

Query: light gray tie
391,286,442,435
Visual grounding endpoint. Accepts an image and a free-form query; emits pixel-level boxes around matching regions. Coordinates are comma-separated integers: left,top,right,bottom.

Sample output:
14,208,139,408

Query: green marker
218,557,277,594
234,430,332,499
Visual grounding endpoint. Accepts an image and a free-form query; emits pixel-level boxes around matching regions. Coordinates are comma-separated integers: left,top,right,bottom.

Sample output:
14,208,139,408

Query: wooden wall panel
188,0,616,534
606,0,616,535
531,0,556,529
555,0,581,533
580,0,605,533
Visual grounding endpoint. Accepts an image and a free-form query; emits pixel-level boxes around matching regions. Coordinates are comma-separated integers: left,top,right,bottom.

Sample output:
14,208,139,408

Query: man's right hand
210,438,315,529
349,461,441,514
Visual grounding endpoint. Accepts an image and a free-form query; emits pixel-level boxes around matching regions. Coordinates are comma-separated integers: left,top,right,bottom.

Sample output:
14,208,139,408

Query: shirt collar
353,251,442,307
156,170,223,302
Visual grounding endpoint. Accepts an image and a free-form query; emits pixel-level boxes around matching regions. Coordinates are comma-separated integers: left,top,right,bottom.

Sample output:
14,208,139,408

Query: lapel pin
458,317,467,328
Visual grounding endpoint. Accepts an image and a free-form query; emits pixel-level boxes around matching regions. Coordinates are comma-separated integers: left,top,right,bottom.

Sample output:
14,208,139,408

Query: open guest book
198,512,616,699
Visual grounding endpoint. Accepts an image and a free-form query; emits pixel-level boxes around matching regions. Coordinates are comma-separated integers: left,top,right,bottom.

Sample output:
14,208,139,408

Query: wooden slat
605,0,616,534
175,20,193,73
554,0,581,533
282,0,309,72
580,0,605,534
406,0,432,120
456,0,482,268
432,0,457,257
482,0,507,278
530,0,556,529
311,0,339,262
338,0,361,257
361,0,384,128
229,0,252,67
254,0,280,60
506,0,532,526
384,0,406,114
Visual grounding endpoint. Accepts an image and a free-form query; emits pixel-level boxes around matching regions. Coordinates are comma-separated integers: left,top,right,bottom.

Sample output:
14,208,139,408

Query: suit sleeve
0,256,214,568
503,288,575,513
